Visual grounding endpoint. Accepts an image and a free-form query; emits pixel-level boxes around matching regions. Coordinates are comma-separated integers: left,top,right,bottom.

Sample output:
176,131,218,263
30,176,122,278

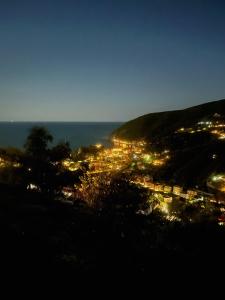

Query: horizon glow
0,0,225,122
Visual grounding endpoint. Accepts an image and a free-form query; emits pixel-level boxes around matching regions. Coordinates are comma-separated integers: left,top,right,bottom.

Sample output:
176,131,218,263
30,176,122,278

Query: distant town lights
212,175,223,181
95,144,102,148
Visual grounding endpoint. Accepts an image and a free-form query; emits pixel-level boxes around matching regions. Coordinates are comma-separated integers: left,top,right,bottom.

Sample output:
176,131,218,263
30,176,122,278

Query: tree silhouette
24,126,53,159
50,141,71,162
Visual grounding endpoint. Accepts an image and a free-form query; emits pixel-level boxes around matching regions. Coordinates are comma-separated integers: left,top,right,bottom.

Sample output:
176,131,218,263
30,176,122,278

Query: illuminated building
62,186,75,198
27,183,39,190
173,185,183,196
148,182,155,190
163,195,172,203
164,185,172,193
155,183,164,192
187,190,197,199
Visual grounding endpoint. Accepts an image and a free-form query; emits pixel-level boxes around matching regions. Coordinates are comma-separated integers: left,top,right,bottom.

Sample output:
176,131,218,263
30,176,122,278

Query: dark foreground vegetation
0,126,225,276
1,183,225,275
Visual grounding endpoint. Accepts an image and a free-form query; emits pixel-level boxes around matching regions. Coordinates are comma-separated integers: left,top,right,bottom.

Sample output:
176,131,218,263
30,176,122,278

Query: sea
0,122,123,149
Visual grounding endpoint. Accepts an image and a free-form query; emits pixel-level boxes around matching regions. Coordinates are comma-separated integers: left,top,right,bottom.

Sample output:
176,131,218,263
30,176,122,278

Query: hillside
113,99,225,188
113,99,225,141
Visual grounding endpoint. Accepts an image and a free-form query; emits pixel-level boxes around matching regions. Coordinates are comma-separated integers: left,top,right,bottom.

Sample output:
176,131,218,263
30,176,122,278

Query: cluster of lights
176,119,225,140
95,144,103,149
85,138,165,174
211,130,225,139
0,156,21,168
210,174,225,194
62,159,79,171
132,176,200,201
212,175,224,182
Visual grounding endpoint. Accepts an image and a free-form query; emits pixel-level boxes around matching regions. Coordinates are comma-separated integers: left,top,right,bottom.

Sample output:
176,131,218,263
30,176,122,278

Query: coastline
0,122,123,149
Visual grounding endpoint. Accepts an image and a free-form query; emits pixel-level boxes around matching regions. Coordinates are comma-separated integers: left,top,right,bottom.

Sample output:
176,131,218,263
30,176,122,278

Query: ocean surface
0,122,123,149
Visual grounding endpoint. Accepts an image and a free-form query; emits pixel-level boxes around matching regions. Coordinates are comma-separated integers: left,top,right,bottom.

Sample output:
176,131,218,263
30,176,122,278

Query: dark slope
113,98,225,188
113,99,225,140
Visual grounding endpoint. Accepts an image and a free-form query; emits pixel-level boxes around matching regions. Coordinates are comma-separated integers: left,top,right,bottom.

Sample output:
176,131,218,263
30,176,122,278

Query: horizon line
0,120,125,123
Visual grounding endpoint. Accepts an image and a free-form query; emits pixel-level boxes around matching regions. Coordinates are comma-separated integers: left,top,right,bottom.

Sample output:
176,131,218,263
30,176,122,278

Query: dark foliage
0,124,225,277
0,184,224,276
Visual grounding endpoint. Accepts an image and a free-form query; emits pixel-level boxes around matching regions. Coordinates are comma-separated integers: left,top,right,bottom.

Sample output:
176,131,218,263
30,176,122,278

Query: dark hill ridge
113,98,225,188
113,99,225,140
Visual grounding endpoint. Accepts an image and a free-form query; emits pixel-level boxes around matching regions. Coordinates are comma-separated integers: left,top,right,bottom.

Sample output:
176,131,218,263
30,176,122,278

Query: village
61,134,225,221
0,121,225,223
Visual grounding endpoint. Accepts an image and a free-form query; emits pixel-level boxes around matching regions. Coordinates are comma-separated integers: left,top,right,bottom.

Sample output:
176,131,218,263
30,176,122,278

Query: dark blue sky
0,0,225,121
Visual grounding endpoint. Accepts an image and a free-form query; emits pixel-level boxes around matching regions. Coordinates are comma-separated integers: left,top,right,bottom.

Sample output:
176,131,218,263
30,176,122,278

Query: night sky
0,0,225,121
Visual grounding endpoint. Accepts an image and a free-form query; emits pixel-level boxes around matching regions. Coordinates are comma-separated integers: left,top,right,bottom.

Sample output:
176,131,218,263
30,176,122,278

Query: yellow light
95,143,102,149
219,222,225,226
